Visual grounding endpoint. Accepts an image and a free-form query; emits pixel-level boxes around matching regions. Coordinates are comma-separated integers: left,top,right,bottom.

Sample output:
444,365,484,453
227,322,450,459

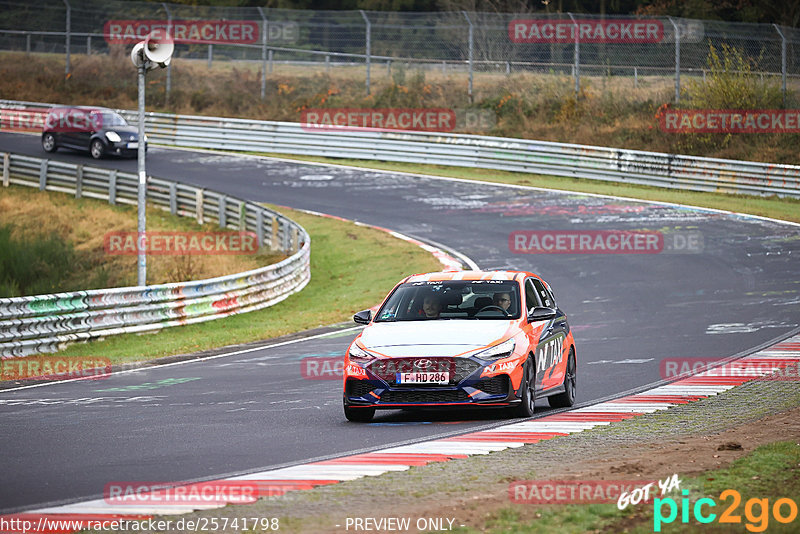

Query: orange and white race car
342,270,577,422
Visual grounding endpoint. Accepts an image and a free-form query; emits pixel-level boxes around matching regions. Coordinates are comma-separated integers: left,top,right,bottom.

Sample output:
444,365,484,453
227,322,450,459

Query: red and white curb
3,336,798,532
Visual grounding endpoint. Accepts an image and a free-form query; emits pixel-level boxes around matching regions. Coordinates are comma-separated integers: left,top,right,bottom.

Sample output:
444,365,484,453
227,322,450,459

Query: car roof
403,270,537,283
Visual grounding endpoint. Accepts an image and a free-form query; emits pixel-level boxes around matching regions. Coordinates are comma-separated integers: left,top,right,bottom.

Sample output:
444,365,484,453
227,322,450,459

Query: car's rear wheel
548,348,576,408
344,402,375,423
42,133,57,153
512,358,536,418
90,139,105,159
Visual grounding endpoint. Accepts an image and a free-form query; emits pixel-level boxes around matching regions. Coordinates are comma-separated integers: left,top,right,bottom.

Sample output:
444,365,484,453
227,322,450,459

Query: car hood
359,320,513,357
105,125,139,138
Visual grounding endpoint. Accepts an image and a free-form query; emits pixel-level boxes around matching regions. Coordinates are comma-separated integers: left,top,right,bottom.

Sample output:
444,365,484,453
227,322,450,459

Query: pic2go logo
654,489,798,532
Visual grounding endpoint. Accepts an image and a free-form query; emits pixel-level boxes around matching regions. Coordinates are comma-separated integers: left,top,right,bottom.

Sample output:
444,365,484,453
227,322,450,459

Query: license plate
127,142,138,149
396,372,449,384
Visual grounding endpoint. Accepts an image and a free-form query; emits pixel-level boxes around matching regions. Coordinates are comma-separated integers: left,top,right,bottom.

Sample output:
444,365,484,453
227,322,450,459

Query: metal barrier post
774,24,787,107
2,153,9,187
207,44,212,68
360,10,371,95
62,0,71,77
463,11,473,102
162,2,172,106
169,182,177,214
39,160,48,190
257,7,267,100
668,17,680,104
219,195,227,228
75,164,83,198
108,169,117,205
567,13,579,97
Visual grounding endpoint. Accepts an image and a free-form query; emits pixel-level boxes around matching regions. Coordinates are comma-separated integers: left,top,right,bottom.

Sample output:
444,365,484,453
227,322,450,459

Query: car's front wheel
344,402,375,423
548,348,576,408
512,357,536,418
42,133,57,153
90,139,105,159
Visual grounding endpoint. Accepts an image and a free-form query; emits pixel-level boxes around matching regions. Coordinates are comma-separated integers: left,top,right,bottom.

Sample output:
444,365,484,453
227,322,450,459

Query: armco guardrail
134,112,800,198
0,151,310,357
2,99,799,197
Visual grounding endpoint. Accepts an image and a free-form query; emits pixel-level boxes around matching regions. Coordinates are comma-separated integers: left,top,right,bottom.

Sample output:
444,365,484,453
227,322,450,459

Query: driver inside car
493,292,512,312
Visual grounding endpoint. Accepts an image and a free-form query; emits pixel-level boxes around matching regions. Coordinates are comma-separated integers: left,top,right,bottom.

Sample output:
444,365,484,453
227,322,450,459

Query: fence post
257,7,267,100
207,44,212,68
634,66,638,88
162,2,172,106
87,35,91,55
773,24,787,108
567,13,579,97
462,11,473,102
268,49,273,73
62,0,71,77
668,17,680,104
26,32,31,54
360,10,371,95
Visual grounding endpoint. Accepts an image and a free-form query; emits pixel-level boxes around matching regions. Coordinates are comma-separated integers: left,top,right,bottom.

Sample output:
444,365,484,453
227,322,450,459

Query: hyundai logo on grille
414,359,434,370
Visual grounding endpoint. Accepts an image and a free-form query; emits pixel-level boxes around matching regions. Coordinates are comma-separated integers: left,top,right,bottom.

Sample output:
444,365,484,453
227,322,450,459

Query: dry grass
0,185,283,292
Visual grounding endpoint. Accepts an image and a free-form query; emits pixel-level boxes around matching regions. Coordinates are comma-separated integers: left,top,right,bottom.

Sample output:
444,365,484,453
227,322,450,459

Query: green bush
0,224,77,297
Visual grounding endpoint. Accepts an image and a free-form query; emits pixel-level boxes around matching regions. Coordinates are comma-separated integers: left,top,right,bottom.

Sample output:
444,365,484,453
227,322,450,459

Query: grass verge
0,185,281,295
247,152,800,225
48,204,441,365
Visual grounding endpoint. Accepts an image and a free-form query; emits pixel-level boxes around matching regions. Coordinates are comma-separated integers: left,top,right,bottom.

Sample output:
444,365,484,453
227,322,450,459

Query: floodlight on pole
130,29,173,286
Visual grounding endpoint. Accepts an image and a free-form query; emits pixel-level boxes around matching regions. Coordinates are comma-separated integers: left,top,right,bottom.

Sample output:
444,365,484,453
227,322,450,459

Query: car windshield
98,112,128,127
375,280,521,322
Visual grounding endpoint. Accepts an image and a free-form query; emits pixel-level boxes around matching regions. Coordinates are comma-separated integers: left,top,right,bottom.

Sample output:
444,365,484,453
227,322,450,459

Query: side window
543,281,557,308
525,279,540,313
531,278,553,308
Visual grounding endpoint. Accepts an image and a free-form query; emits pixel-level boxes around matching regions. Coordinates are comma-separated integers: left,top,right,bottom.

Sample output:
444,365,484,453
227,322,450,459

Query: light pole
130,30,173,286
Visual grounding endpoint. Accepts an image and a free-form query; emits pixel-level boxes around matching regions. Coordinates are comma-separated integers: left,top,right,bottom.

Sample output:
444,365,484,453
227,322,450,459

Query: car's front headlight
474,338,516,361
105,131,121,143
348,344,375,363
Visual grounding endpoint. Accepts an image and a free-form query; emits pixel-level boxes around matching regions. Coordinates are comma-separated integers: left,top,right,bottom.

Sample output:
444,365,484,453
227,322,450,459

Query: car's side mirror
528,306,557,322
353,310,372,325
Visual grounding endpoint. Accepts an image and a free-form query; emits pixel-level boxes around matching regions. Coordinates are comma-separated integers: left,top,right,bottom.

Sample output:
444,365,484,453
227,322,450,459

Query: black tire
90,139,105,159
42,133,57,153
548,348,576,408
512,357,536,418
344,403,375,422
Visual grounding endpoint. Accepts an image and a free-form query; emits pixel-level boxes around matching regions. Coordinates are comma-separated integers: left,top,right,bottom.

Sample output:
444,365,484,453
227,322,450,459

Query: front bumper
343,356,522,409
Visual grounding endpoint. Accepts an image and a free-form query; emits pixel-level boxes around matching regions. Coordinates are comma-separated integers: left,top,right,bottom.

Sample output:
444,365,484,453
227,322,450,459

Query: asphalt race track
1,132,798,513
